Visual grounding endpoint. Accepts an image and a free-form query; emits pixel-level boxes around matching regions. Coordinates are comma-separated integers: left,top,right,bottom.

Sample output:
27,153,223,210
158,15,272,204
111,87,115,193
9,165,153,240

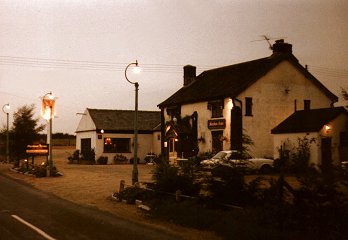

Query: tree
11,104,45,161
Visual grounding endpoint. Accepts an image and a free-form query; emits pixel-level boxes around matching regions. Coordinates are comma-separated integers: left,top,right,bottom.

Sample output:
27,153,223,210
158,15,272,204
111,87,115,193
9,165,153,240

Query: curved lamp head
125,60,141,85
2,103,10,114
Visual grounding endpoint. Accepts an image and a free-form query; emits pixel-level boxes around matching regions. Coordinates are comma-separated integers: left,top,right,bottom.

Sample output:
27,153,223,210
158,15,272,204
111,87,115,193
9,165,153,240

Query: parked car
200,150,236,166
201,150,274,174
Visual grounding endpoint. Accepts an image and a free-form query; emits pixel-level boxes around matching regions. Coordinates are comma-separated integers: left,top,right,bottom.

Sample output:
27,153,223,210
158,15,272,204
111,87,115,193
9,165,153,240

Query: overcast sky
1,0,347,134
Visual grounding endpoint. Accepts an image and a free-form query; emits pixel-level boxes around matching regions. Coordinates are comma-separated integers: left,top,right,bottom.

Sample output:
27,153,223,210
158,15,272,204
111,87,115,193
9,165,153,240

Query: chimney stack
183,65,196,86
272,39,292,54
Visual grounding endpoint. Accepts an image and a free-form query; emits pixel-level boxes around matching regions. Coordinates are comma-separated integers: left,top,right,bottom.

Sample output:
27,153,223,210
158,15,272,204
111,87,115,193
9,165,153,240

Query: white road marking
11,214,56,240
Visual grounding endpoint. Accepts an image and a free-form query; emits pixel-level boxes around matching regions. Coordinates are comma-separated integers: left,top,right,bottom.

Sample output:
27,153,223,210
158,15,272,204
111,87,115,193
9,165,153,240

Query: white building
272,107,348,167
76,108,161,164
158,40,339,163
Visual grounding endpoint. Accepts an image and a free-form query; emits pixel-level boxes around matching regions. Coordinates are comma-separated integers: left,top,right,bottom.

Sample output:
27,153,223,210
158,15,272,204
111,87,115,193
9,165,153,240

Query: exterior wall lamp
324,124,331,134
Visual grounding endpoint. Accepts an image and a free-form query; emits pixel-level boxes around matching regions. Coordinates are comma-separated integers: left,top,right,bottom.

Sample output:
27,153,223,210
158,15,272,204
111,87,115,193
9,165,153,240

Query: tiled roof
158,53,338,107
87,109,161,132
271,107,348,134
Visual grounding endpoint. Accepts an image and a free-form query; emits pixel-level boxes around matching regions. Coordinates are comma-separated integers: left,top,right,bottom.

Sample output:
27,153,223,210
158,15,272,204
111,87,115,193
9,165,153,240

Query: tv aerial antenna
251,35,287,50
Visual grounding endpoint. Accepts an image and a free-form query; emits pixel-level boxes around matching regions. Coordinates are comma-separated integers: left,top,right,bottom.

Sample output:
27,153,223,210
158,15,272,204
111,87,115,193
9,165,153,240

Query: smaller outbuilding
75,108,161,164
272,107,348,168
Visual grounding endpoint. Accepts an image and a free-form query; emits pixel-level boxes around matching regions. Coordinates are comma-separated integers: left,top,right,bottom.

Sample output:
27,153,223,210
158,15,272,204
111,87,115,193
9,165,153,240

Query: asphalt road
0,173,182,240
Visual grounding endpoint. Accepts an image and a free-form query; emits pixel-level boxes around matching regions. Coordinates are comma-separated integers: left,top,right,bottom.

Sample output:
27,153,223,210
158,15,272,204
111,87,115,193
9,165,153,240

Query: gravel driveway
0,146,221,240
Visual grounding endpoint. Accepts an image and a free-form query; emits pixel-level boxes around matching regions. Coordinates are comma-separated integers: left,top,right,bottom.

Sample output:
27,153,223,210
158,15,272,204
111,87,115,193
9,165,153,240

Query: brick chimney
272,39,292,54
183,65,196,86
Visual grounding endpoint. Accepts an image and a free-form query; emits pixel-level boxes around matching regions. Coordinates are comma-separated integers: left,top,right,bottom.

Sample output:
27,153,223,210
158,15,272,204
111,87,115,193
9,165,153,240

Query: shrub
275,136,315,174
96,156,108,165
68,150,80,163
81,148,95,162
31,164,47,177
152,161,199,196
113,154,128,164
207,166,250,205
114,186,153,204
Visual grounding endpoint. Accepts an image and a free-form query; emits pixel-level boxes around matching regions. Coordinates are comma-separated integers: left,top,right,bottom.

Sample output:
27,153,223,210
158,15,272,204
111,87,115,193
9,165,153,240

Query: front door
212,131,223,153
81,138,91,158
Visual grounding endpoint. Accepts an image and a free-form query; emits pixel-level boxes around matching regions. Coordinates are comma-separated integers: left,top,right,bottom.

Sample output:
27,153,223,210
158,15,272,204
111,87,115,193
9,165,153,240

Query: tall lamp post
41,92,56,176
124,60,141,185
2,103,10,163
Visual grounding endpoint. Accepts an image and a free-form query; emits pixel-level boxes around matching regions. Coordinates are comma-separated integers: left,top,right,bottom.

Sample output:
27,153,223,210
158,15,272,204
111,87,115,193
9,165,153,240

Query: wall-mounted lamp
324,124,331,133
228,98,234,109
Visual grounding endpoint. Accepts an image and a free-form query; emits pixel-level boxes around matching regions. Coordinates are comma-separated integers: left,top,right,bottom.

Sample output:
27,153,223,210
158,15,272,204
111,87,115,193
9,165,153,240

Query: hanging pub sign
208,119,226,130
26,144,49,156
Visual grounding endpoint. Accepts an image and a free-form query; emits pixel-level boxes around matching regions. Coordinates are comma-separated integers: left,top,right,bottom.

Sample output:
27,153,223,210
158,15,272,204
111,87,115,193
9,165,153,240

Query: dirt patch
0,146,221,240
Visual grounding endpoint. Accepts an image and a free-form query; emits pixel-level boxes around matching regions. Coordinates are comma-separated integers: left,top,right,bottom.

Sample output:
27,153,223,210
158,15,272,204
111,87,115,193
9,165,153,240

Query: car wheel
260,164,272,174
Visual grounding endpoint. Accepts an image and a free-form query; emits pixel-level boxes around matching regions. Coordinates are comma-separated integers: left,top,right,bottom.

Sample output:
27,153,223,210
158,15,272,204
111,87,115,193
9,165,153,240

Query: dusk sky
1,0,347,134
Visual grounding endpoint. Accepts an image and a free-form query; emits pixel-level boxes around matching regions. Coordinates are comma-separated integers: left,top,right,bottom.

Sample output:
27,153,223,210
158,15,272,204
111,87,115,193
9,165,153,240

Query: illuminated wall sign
26,144,49,155
208,119,226,129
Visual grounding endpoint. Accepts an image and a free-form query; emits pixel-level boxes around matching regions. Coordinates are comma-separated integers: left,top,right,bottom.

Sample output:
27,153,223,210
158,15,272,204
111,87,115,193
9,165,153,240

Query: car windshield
212,151,228,159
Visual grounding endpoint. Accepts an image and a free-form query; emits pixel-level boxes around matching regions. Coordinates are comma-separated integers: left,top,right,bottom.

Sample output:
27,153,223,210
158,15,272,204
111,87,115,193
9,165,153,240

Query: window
208,100,223,118
245,97,253,116
304,100,311,110
104,138,130,153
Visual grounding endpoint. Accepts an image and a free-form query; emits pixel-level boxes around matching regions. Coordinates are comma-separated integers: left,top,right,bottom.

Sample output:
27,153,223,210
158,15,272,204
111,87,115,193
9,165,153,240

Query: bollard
175,190,182,202
119,180,125,192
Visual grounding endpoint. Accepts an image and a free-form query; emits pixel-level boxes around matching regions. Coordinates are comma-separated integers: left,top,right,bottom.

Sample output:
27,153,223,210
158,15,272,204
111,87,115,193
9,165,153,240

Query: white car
201,150,274,173
200,150,235,166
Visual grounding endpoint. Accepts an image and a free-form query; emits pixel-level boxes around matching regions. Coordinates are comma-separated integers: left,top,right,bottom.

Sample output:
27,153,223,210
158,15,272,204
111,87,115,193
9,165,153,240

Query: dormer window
208,100,223,118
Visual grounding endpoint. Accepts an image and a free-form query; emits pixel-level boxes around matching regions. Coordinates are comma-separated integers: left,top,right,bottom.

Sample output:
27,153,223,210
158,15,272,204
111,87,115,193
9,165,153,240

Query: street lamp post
2,103,10,163
125,60,141,185
41,92,56,176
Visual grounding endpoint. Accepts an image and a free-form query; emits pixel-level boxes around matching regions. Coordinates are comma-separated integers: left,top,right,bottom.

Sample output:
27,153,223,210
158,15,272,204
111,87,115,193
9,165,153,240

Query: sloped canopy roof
87,108,161,132
271,107,348,134
158,53,338,107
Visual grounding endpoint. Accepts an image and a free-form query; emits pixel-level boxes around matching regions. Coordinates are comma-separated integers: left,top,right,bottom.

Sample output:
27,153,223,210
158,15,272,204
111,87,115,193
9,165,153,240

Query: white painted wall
152,131,162,155
163,60,335,159
319,114,347,165
273,132,320,165
237,61,333,158
273,114,348,166
75,109,161,164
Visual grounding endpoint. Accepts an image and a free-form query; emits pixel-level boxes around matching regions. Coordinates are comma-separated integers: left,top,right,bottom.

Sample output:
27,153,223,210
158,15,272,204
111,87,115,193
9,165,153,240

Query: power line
0,55,216,73
1,55,346,78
